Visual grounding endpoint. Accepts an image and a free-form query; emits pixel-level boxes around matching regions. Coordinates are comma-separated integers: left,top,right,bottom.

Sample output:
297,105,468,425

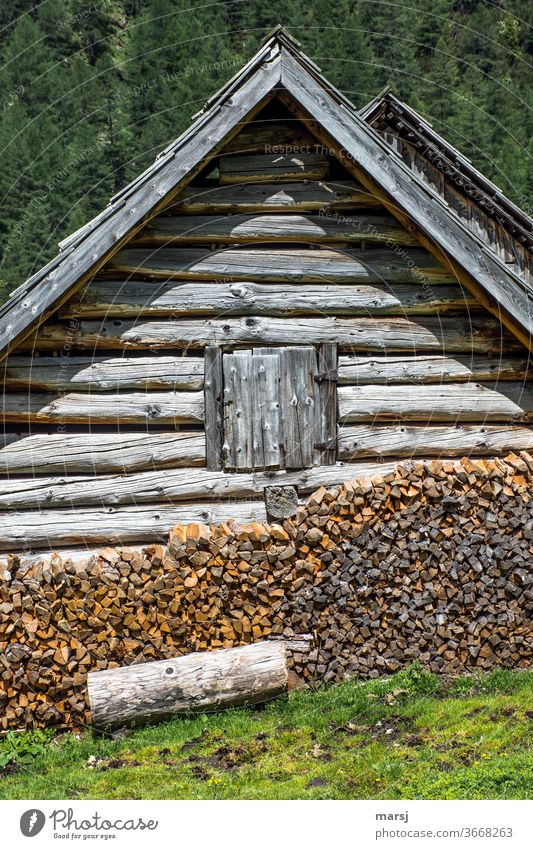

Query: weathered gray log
88,641,289,729
2,355,204,391
0,431,205,475
0,500,268,550
132,212,419,246
338,382,533,422
220,119,321,154
107,246,455,284
1,390,204,424
337,423,533,458
0,461,398,511
61,280,474,319
21,315,516,354
167,180,381,213
219,152,329,183
338,354,531,384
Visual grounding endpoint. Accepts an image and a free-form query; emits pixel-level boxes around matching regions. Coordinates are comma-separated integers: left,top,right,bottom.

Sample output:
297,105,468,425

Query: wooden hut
1,26,532,558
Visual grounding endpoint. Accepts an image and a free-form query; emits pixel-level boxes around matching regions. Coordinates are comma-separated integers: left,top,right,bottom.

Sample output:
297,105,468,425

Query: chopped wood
1,453,531,730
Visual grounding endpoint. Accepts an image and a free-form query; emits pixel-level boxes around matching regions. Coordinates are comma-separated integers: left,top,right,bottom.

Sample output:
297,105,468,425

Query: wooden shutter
222,350,282,471
218,345,337,472
280,346,317,469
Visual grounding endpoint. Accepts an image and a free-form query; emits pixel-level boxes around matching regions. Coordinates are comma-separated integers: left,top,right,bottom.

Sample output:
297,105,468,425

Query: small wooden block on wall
264,485,299,522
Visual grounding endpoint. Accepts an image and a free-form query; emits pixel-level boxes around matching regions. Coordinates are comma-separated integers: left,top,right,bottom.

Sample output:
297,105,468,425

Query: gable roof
359,88,532,275
1,25,532,358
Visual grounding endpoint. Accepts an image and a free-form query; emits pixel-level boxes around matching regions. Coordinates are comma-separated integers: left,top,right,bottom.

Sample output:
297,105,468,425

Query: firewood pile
1,454,532,730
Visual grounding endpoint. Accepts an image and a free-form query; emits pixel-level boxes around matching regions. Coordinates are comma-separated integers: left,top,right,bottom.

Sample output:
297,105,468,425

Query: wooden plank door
213,345,338,472
222,349,282,471
280,346,317,469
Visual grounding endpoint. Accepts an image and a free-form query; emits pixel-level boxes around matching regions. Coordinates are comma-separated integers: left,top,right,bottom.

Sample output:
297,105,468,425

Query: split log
0,431,205,475
20,315,516,354
1,390,204,424
0,461,398,511
337,423,533,458
218,152,329,183
0,500,268,549
166,179,381,213
61,280,475,319
106,246,455,284
2,355,204,391
88,641,289,729
132,212,419,246
338,354,531,384
338,382,533,422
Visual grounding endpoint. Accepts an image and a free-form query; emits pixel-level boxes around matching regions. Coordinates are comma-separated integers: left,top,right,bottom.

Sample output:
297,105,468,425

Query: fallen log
87,641,289,730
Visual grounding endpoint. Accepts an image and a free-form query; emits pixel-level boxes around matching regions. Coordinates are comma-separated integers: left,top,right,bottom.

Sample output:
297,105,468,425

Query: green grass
1,667,531,800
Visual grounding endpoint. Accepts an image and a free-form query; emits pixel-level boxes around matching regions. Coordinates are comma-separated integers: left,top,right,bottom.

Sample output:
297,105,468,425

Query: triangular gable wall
1,27,532,359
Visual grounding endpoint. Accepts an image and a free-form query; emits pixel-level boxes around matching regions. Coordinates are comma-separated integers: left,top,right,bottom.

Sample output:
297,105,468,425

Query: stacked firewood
1,454,532,730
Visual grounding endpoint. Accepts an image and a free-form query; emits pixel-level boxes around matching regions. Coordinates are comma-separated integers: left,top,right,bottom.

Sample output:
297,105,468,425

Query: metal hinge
314,369,338,384
314,437,338,451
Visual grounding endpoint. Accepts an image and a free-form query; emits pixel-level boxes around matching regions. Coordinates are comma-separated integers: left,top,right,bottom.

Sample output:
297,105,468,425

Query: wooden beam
0,501,269,550
1,391,204,424
132,212,419,246
337,423,533,459
167,180,381,213
338,354,532,384
22,315,517,354
2,355,204,391
61,280,475,319
219,151,329,183
0,431,205,475
338,382,533,422
106,246,455,284
0,461,399,511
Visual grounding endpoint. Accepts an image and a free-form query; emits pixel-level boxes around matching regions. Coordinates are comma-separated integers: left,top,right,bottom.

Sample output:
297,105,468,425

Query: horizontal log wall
2,116,531,552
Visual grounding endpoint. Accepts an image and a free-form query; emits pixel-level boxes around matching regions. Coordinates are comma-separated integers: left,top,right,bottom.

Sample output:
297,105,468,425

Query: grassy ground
1,667,531,800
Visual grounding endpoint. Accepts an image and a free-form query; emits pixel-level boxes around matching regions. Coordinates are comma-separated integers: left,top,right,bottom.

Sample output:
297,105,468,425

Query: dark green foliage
0,1,530,298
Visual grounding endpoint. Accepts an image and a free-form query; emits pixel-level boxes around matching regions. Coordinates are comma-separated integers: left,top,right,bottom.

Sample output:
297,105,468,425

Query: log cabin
0,26,532,557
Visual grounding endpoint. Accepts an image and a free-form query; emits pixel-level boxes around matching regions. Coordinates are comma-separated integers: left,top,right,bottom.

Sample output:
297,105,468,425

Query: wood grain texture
280,346,317,469
1,390,204,424
166,180,382,213
204,345,224,470
0,500,269,550
337,354,532,384
2,355,204,390
337,423,533,458
88,641,289,729
0,431,205,475
61,279,475,319
219,151,329,183
22,315,516,354
338,382,533,422
0,461,399,511
132,211,419,246
315,342,338,464
106,246,455,284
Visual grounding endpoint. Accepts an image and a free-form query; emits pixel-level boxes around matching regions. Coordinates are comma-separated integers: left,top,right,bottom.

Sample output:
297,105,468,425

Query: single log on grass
87,641,288,730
